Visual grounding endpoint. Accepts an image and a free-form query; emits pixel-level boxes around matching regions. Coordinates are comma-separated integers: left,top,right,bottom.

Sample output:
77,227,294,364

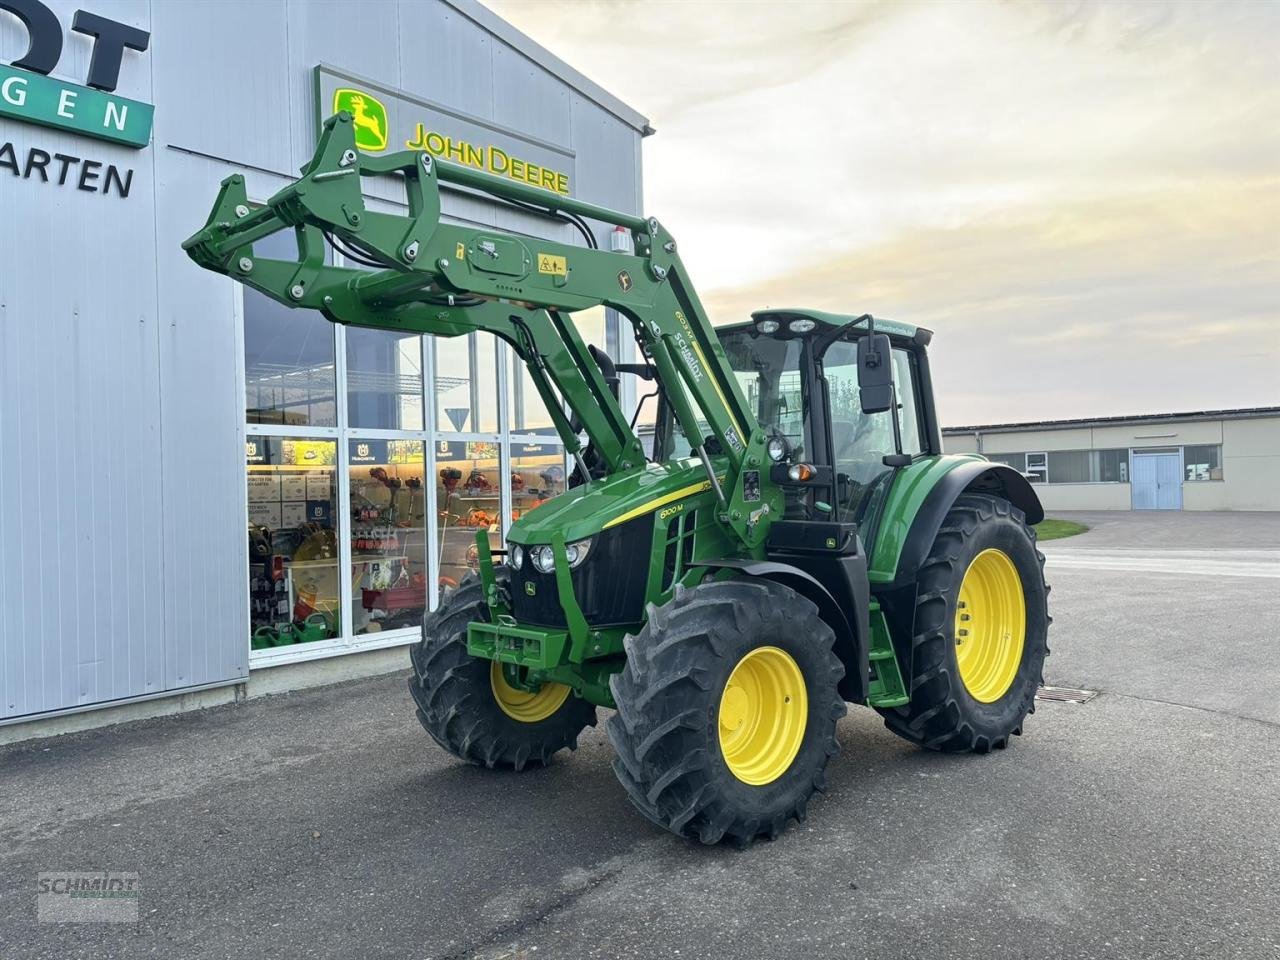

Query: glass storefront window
435,439,502,592
511,442,567,523
246,437,340,650
243,232,337,426
435,333,499,433
509,353,560,436
346,328,424,431
506,306,617,436
348,439,427,634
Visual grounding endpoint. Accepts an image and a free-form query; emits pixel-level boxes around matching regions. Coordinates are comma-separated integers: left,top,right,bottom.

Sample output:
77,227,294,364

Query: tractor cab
654,308,942,544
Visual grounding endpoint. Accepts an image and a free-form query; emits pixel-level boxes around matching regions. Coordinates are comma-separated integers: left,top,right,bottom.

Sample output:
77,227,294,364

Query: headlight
527,538,592,573
510,544,524,570
531,545,555,574
788,462,815,482
788,317,816,333
565,537,592,569
757,318,780,334
765,435,790,462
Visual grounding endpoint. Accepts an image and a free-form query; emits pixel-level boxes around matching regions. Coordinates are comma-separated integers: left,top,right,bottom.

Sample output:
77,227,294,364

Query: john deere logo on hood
332,88,387,151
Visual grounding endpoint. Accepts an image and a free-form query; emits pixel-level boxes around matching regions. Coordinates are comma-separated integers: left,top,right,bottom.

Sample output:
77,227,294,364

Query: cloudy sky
487,0,1278,425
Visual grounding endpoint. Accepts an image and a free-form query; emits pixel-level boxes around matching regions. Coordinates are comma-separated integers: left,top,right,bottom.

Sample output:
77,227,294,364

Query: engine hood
507,457,723,546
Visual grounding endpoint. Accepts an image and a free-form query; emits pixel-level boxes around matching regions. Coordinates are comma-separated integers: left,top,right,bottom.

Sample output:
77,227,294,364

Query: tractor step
865,601,909,708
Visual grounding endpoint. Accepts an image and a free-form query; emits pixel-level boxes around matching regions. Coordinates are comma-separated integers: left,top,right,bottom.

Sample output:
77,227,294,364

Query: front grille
660,509,697,592
510,514,653,628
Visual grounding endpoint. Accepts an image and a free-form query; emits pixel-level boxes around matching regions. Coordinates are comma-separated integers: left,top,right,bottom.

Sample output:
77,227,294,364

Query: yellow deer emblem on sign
349,95,383,143
333,88,389,151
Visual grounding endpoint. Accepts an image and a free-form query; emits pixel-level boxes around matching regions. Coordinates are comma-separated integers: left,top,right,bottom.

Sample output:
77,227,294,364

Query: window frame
987,448,1135,484
1024,451,1048,484
1181,444,1224,482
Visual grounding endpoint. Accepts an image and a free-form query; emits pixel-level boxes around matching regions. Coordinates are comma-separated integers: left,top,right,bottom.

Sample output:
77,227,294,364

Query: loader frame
184,110,1042,713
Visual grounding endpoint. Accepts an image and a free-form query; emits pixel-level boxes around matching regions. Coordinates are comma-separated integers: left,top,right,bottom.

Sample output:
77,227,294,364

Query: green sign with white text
0,63,153,149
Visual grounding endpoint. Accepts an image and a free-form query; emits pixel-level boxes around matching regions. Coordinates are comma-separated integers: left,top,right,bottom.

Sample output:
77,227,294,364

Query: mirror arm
814,313,873,361
882,381,912,468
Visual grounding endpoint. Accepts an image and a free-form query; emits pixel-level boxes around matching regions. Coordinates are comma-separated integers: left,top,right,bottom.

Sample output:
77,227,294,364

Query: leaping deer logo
349,95,383,141
332,88,389,151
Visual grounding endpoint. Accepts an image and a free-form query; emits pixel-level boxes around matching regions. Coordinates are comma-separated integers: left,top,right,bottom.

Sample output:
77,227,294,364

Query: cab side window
822,341,925,524
823,342,924,463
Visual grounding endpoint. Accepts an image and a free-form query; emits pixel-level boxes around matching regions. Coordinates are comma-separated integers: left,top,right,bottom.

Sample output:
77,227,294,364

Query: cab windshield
661,333,804,460
655,326,925,531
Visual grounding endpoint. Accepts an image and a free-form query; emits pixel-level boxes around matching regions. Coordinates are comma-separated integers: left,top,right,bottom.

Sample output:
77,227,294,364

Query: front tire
408,573,596,770
608,580,846,845
878,493,1050,752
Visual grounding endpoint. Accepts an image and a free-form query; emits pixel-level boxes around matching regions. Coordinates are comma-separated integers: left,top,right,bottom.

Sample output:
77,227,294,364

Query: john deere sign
315,64,575,196
0,1,153,148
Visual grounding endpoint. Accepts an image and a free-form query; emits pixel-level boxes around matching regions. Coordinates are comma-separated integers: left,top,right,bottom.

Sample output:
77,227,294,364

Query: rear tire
608,580,845,845
408,573,597,770
877,494,1050,753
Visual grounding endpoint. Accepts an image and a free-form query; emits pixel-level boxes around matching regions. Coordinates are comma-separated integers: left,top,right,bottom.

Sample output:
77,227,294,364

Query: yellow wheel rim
717,646,808,786
954,548,1026,703
490,661,571,723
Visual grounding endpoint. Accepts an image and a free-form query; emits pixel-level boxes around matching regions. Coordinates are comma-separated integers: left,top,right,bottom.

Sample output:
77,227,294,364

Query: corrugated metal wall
0,0,645,722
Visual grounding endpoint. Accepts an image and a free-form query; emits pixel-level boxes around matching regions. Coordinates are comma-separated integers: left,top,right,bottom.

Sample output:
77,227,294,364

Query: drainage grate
1036,685,1098,704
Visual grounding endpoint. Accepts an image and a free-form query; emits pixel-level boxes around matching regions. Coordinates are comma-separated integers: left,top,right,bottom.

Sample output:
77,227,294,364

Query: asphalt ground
2,512,1278,960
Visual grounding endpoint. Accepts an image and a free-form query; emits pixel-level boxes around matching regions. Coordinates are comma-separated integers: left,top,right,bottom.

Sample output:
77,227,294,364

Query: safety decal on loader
537,253,567,276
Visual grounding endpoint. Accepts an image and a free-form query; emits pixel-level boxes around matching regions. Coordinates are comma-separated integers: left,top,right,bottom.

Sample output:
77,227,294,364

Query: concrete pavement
2,512,1278,960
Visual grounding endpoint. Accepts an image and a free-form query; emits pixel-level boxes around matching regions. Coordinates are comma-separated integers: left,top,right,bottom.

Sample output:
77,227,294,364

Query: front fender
692,557,870,704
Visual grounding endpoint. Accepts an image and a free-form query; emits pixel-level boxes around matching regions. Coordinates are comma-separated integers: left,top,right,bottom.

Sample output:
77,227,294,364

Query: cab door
818,340,926,529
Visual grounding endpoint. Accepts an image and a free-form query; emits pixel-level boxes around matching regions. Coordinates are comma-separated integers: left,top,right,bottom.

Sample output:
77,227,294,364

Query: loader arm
184,111,773,548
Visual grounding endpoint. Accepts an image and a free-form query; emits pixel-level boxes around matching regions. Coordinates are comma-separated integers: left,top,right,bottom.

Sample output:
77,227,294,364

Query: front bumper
467,617,568,671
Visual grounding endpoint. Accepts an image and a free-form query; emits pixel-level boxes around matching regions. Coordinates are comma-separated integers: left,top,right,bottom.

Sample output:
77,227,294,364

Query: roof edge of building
942,406,1280,435
445,0,653,135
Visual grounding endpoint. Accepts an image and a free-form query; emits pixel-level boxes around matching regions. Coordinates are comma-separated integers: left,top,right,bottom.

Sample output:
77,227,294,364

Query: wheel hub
954,548,1026,702
717,646,808,786
490,661,571,722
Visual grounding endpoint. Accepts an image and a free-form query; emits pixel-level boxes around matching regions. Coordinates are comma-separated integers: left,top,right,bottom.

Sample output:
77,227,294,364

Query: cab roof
720,308,925,342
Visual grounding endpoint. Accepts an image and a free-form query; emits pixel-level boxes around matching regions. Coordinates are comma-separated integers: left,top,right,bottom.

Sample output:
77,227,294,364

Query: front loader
185,111,1050,845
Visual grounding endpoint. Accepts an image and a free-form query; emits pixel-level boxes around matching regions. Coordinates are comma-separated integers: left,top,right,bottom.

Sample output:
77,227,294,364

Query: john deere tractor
185,112,1050,845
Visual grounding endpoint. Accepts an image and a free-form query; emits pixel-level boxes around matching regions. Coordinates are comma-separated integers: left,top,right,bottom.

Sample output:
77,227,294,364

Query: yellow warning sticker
537,253,567,276
455,242,465,260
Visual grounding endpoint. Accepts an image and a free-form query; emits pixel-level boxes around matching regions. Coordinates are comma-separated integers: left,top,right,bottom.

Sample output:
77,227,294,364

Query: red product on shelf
361,585,423,613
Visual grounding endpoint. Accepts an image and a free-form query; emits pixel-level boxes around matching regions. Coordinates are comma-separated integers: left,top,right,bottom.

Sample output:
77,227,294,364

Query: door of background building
1131,451,1183,510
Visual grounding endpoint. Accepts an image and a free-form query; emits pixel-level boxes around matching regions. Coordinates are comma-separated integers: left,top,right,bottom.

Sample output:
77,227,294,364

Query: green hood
508,457,720,545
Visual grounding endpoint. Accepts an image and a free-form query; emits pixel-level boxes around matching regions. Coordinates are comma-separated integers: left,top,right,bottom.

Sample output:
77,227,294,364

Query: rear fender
867,457,1043,681
869,456,1042,586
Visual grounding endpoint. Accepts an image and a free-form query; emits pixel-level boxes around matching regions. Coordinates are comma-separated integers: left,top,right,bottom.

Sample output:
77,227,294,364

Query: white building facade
1,0,647,728
943,408,1280,512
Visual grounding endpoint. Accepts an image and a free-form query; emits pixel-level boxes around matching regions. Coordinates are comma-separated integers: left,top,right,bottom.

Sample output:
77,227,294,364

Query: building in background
1,0,648,728
943,408,1280,512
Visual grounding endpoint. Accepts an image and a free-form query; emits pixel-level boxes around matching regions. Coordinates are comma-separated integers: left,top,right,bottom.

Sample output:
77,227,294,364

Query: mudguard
692,556,870,704
869,456,1042,587
866,457,1043,687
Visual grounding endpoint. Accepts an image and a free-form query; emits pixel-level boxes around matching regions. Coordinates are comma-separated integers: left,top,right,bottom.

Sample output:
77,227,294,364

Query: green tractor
186,112,1050,845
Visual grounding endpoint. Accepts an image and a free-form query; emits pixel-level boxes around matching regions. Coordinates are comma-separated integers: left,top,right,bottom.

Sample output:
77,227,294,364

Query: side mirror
857,333,894,414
